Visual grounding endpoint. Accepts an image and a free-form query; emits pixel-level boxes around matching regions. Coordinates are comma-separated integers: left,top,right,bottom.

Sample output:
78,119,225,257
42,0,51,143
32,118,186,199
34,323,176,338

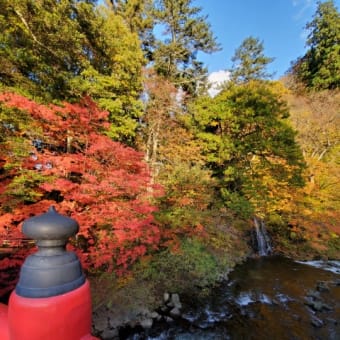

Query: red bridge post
0,206,98,340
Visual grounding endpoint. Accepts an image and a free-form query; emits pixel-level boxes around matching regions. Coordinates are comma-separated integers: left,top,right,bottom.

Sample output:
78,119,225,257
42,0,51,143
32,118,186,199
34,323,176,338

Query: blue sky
195,0,340,80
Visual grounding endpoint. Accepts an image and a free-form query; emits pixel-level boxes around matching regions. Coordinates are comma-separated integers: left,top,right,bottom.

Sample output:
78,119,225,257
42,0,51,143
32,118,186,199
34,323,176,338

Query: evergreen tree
0,0,144,143
108,0,155,60
152,0,219,94
229,36,274,84
291,0,340,90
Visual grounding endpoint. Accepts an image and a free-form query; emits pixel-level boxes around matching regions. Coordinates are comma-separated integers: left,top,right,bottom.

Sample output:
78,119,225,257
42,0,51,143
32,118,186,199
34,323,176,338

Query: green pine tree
291,0,340,90
229,36,274,84
152,0,219,94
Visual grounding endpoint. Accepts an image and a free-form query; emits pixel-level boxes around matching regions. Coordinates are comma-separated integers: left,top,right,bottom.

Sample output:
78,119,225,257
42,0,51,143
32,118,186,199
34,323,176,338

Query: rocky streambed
92,290,188,339
93,256,340,339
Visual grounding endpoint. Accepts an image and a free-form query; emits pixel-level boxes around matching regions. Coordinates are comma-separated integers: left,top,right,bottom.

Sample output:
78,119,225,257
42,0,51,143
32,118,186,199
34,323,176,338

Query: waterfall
253,217,272,256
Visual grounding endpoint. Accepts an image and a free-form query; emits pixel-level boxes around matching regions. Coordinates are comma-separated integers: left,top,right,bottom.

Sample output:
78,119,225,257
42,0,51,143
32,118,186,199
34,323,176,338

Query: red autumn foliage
0,93,161,295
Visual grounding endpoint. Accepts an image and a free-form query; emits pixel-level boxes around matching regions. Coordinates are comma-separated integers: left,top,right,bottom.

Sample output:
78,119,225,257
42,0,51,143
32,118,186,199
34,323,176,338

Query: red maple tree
0,93,161,295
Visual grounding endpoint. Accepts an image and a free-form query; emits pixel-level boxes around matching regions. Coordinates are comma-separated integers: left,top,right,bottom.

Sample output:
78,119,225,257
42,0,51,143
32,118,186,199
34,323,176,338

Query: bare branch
13,8,60,59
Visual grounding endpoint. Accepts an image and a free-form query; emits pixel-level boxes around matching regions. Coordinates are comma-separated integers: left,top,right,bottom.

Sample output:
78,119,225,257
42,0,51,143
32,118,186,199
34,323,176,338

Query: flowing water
126,256,340,340
253,217,272,256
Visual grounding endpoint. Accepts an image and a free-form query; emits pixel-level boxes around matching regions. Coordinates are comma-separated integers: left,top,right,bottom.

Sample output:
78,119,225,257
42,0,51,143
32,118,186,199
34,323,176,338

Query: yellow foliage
282,87,340,255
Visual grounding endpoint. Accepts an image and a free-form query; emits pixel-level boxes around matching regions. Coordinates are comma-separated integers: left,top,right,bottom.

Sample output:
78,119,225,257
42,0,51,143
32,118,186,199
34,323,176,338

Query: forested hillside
0,0,339,304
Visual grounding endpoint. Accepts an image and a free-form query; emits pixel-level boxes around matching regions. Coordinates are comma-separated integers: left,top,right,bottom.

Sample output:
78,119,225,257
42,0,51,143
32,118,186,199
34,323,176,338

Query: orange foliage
283,88,340,255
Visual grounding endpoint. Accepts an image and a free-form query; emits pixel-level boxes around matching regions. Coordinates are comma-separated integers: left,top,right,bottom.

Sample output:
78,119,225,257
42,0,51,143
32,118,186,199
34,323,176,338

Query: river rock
160,305,169,313
316,281,330,292
311,316,324,328
101,328,119,339
93,313,108,333
305,298,332,312
107,308,132,329
171,293,182,309
169,307,181,318
163,292,170,303
306,290,320,299
164,316,174,323
150,311,161,320
140,318,153,329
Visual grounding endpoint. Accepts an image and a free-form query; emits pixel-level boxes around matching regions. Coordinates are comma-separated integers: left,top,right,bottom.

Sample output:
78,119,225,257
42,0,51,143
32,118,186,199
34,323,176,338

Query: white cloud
208,70,230,97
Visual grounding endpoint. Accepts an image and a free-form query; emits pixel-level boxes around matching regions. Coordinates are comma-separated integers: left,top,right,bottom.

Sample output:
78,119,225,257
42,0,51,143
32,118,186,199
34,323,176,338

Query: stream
126,256,340,340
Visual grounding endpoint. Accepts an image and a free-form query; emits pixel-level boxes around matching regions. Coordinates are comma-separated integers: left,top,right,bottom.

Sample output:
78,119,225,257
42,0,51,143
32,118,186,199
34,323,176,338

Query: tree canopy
0,0,338,302
229,36,274,84
0,0,144,143
0,92,161,275
152,0,219,94
290,0,340,90
190,80,305,217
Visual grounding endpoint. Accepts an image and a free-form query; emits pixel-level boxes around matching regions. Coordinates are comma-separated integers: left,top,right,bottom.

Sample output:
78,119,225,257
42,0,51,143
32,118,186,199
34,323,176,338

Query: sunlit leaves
283,88,340,256
191,80,305,217
0,0,145,142
152,0,219,94
290,0,340,90
0,92,161,274
229,36,274,83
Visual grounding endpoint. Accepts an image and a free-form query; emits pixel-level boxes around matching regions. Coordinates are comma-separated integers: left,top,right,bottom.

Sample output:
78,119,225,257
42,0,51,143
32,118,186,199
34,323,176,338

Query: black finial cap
16,206,85,298
23,205,79,242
